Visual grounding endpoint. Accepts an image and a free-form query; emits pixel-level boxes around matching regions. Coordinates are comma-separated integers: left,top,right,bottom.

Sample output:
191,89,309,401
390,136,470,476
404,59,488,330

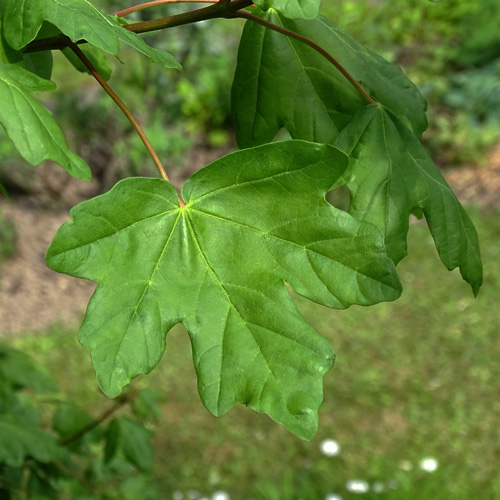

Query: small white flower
325,494,343,500
320,439,341,456
345,480,369,494
419,457,439,472
212,491,230,500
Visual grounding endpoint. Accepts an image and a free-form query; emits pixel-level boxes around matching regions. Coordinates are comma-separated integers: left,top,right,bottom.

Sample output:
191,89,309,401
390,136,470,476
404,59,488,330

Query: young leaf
254,0,321,19
105,418,154,473
0,64,91,180
3,0,180,69
0,415,63,467
335,105,483,295
232,10,427,148
47,141,401,439
131,389,164,422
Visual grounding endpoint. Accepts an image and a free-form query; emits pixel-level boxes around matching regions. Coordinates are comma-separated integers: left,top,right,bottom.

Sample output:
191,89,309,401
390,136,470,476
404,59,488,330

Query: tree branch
60,391,137,446
116,0,216,19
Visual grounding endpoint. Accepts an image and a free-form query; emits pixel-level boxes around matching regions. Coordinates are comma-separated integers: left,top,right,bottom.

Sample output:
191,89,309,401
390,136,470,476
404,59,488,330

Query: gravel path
0,198,95,335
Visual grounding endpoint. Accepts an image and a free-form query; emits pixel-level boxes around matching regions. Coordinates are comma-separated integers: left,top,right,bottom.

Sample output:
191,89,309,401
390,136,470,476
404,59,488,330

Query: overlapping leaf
232,9,427,148
335,105,483,295
3,0,180,69
0,64,91,180
254,0,321,19
46,141,401,439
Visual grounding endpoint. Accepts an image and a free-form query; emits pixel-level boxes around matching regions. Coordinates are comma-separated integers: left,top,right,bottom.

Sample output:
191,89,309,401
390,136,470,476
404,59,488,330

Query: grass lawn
7,206,499,500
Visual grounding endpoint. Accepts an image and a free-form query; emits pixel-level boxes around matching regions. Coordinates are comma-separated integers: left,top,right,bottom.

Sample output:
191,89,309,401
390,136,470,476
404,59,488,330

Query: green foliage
0,344,160,499
0,0,484,455
0,64,91,179
105,418,154,472
3,0,179,68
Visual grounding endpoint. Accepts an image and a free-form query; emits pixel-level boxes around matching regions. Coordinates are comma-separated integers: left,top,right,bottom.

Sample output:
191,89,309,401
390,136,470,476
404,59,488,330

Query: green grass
7,207,500,500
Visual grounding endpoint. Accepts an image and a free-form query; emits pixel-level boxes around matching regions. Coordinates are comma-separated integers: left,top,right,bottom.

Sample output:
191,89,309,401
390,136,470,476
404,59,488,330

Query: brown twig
116,0,216,18
60,391,136,446
69,43,170,182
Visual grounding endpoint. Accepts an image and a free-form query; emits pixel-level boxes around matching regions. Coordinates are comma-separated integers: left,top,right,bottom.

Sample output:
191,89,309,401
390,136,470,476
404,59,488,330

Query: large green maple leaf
46,141,401,439
0,64,91,180
335,105,483,295
231,10,427,149
3,0,180,69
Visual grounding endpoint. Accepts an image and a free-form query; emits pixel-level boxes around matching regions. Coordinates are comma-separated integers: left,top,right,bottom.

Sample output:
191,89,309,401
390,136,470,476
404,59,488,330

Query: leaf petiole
116,0,216,19
69,43,171,183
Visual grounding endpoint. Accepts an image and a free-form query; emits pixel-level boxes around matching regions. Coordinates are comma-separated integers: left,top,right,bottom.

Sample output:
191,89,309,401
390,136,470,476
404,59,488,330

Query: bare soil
1,145,498,336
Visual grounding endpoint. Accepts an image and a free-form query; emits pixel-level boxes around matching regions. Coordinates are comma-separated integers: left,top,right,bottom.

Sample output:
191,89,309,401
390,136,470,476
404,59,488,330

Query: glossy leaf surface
336,105,483,295
0,64,91,180
3,0,180,69
232,10,427,148
47,141,401,439
254,0,321,19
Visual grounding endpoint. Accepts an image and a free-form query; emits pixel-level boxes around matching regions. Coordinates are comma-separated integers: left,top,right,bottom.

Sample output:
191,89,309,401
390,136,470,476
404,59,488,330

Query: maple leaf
3,0,180,69
335,105,483,295
0,64,91,180
46,140,401,439
232,10,427,149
